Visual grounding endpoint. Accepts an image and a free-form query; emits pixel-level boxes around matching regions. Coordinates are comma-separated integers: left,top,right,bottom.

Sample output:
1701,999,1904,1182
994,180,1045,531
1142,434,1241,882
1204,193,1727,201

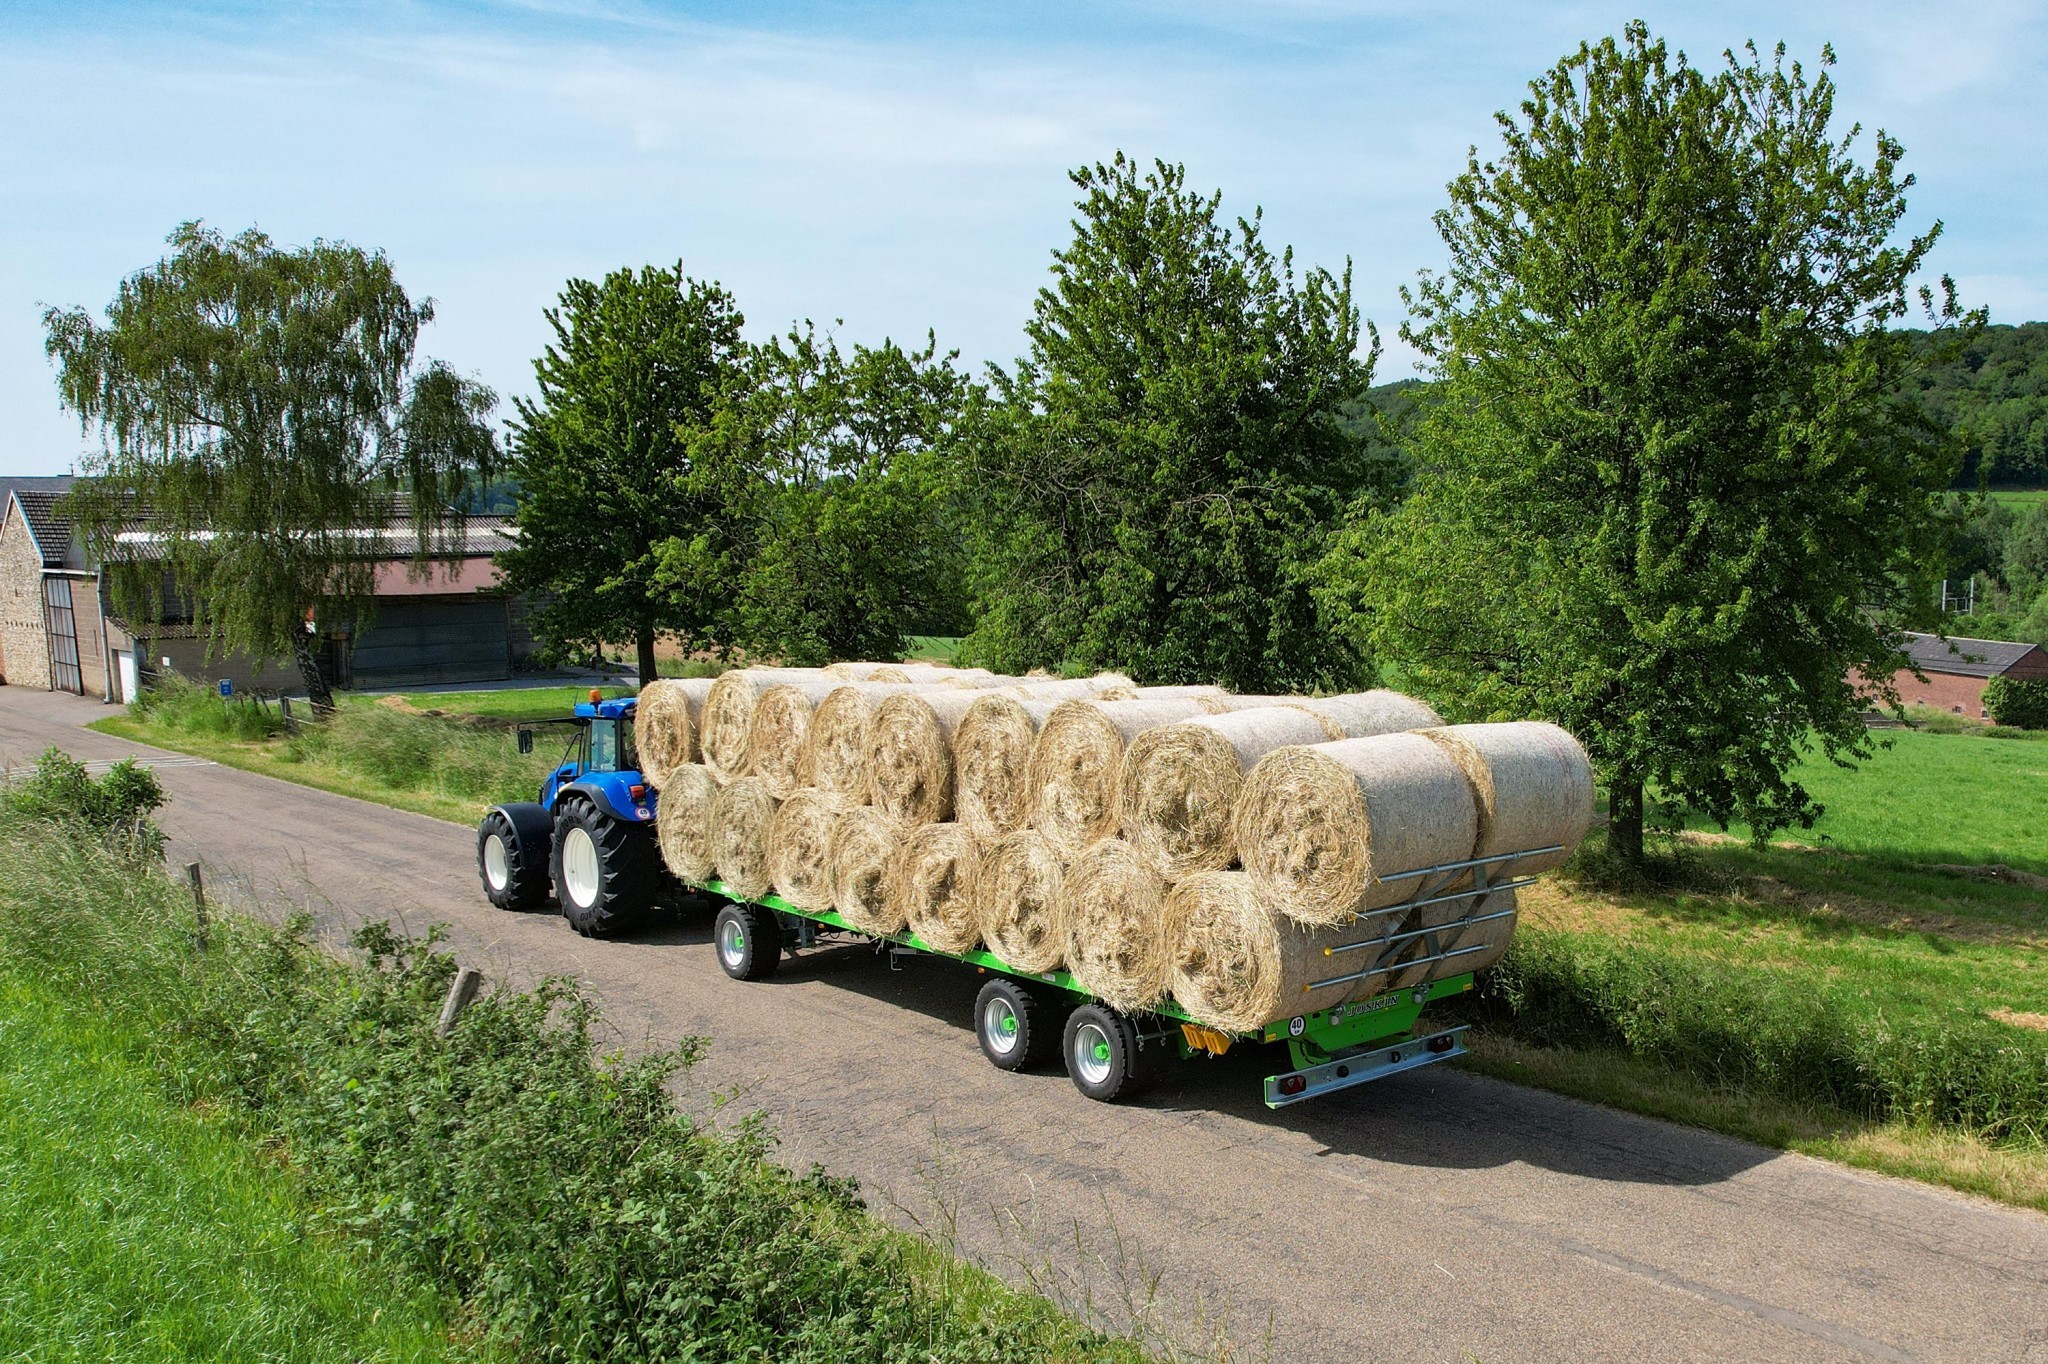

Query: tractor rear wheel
551,796,656,937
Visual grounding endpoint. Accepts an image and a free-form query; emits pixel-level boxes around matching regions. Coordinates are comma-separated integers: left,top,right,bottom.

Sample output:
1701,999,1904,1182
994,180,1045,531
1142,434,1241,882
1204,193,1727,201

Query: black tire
478,803,552,911
551,796,656,937
1063,1002,1149,1102
974,979,1058,1072
713,902,782,981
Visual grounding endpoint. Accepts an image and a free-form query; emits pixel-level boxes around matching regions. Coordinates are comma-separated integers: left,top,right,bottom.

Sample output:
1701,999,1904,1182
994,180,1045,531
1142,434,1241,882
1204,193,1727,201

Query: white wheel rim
719,916,747,967
562,826,600,909
983,998,1021,1056
483,833,510,890
1072,1021,1114,1085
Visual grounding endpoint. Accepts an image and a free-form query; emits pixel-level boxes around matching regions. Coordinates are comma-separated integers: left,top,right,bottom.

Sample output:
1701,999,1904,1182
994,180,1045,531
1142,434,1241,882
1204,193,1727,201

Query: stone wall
0,500,50,688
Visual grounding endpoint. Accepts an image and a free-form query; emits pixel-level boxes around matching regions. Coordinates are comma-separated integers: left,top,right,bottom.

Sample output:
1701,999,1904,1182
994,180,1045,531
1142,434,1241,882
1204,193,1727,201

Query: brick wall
1862,666,1992,718
0,500,51,688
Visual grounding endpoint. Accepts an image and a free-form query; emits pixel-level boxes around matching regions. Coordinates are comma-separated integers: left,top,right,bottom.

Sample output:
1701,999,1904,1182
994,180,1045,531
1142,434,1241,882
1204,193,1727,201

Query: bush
289,703,546,807
129,673,284,741
2,748,166,858
0,804,1138,1364
1984,675,2048,729
1472,929,2048,1144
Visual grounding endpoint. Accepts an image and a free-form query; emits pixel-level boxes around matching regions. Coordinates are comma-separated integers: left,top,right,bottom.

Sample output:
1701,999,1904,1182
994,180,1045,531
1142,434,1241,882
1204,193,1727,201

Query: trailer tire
714,901,782,981
974,979,1057,1072
552,796,655,937
1063,1003,1148,1102
479,803,552,910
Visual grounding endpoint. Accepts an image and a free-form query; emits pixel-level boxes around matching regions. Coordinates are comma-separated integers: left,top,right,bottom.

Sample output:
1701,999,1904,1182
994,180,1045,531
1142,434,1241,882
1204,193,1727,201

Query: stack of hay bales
636,664,1592,1037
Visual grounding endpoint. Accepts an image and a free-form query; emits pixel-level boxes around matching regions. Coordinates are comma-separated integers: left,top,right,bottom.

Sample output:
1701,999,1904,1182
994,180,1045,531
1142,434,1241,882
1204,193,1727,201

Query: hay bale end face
709,777,780,900
745,680,852,799
805,682,949,796
1416,722,1595,874
697,671,794,783
975,829,1066,972
952,694,1058,840
890,822,982,953
1059,838,1170,1013
1234,732,1478,927
1028,696,1215,856
867,690,995,824
654,763,719,883
1117,706,1342,879
828,806,907,932
768,787,855,912
635,677,714,786
1164,871,1405,1033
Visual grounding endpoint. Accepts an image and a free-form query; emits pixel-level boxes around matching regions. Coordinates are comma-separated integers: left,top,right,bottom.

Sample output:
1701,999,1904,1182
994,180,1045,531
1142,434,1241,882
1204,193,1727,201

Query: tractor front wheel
478,803,552,911
551,797,655,937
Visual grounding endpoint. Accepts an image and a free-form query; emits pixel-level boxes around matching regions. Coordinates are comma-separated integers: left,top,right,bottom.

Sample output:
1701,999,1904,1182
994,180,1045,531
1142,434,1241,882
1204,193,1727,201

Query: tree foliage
656,326,972,665
1328,25,1975,861
1983,676,2048,730
1911,323,2048,486
962,154,1387,691
498,264,746,681
44,222,496,707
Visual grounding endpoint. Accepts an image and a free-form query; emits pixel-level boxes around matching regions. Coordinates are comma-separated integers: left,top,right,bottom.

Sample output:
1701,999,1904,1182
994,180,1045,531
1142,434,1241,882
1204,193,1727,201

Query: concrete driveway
3,683,2044,1363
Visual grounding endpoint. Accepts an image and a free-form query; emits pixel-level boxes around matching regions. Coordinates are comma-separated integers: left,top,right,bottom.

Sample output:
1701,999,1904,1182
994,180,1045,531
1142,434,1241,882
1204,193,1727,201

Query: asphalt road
5,684,2046,1363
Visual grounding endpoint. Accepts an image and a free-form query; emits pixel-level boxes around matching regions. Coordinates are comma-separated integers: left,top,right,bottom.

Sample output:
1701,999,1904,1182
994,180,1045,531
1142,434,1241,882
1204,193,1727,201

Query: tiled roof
1900,631,2048,680
6,489,73,565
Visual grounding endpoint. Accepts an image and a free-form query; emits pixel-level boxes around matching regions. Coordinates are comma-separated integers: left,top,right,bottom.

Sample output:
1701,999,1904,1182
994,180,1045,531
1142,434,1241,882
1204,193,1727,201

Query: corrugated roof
1900,631,2048,680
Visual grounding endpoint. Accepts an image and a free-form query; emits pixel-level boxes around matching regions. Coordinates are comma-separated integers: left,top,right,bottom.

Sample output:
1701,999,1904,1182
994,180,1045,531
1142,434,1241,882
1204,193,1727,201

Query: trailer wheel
714,902,782,981
1063,1003,1147,1102
551,796,655,938
974,979,1056,1072
478,803,551,910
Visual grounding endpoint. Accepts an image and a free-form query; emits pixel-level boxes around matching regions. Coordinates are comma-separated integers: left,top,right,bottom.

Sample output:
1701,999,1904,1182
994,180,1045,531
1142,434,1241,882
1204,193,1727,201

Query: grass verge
0,775,1147,1363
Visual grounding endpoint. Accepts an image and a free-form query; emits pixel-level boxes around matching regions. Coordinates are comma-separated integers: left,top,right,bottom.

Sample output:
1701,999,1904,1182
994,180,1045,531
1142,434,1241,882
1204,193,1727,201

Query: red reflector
1429,1034,1456,1053
1279,1075,1308,1096
629,785,646,800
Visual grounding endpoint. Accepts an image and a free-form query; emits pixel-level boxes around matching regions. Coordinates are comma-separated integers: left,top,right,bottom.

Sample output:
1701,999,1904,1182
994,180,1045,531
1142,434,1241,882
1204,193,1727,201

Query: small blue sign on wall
218,678,233,698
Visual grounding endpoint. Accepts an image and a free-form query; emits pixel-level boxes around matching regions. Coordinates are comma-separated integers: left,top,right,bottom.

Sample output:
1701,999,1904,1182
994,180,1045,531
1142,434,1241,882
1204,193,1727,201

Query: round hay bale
886,663,988,685
699,669,830,782
1028,697,1216,856
1284,690,1442,736
867,689,1002,824
828,806,907,932
889,822,982,953
654,763,719,883
975,829,1066,971
1117,706,1345,879
745,680,857,798
1059,838,1170,1013
940,671,1017,689
804,682,950,795
1130,684,1230,710
1004,676,1137,703
709,777,780,900
1416,722,1596,874
1199,693,1301,713
1388,887,1518,990
865,665,913,683
768,787,855,912
953,695,1060,839
1234,732,1479,927
635,677,715,786
1164,871,1402,1033
825,661,896,680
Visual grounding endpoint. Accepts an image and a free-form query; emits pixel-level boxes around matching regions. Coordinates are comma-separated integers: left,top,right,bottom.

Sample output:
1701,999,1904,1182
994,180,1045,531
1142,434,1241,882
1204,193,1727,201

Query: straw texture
804,682,947,796
1234,732,1479,927
653,763,718,884
828,806,907,932
768,787,856,912
1058,838,1170,1013
1416,722,1596,874
953,695,1060,840
745,679,857,799
709,777,780,900
1388,887,1519,989
1282,690,1443,737
974,829,1067,972
1028,696,1215,856
890,822,983,953
699,669,831,781
635,677,715,786
867,689,1000,824
1116,706,1344,879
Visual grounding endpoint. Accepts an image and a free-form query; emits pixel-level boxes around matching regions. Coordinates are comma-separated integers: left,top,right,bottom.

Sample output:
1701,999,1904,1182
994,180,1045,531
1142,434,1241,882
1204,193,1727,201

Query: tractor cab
484,690,662,938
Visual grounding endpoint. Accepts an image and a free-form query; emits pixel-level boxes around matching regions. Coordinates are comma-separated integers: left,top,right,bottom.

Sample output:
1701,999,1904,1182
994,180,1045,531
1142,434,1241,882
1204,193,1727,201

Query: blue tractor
475,692,661,937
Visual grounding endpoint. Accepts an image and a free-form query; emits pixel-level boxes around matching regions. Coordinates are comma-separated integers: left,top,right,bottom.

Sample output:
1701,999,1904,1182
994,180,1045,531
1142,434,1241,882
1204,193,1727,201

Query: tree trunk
1608,775,1644,866
291,635,336,714
636,622,658,686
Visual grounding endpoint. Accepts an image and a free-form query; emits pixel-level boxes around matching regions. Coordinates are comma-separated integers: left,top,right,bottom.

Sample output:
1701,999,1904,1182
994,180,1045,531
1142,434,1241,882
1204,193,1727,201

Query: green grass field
0,977,467,1363
1987,487,2048,511
395,684,633,723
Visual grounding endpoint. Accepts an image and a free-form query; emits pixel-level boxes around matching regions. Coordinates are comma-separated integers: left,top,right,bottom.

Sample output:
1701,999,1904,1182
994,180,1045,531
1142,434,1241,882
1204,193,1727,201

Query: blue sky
4,1,2044,476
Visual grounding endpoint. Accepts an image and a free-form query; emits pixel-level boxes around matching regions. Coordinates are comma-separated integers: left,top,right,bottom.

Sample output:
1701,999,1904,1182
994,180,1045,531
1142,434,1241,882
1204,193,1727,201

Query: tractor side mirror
516,728,534,755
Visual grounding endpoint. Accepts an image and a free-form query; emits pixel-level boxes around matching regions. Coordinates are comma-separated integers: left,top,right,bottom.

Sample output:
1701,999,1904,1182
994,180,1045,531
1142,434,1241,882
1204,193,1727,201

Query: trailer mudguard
556,773,656,825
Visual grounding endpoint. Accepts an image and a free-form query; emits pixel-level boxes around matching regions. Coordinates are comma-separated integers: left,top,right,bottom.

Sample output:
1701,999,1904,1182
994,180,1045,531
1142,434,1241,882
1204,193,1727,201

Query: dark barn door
43,577,83,693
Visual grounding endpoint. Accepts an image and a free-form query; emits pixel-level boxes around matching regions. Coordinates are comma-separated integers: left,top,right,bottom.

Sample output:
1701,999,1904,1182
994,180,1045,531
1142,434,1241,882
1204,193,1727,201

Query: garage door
349,596,511,689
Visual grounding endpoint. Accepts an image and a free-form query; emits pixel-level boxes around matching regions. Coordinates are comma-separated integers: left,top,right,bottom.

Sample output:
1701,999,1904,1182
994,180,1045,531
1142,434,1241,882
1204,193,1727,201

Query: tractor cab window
588,717,638,774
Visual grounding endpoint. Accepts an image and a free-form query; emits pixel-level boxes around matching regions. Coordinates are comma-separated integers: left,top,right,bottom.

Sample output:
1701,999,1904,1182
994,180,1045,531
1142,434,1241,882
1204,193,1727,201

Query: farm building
0,477,535,701
1859,630,2048,718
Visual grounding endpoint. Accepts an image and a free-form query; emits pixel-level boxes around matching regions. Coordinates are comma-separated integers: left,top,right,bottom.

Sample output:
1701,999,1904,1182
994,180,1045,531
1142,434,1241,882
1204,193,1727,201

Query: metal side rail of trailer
679,842,1554,1108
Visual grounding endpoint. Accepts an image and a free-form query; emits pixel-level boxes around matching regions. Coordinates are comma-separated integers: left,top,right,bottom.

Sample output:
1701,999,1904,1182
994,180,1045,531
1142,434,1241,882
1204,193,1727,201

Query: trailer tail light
1429,1034,1456,1053
1278,1075,1308,1097
629,785,646,801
